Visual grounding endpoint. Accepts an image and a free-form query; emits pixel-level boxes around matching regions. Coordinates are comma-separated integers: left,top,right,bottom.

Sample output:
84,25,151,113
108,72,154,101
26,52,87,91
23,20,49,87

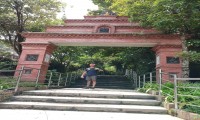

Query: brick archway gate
16,16,182,82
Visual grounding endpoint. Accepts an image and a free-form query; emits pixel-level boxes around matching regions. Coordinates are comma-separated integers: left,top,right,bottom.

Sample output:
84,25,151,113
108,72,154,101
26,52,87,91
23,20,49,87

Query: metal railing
0,66,82,93
46,70,80,88
158,69,175,101
125,69,137,88
136,69,200,114
137,71,157,88
174,77,200,113
0,69,20,92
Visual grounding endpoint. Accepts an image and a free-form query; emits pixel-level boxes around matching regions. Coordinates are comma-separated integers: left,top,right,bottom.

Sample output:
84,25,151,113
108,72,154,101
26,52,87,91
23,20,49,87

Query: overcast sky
59,0,98,19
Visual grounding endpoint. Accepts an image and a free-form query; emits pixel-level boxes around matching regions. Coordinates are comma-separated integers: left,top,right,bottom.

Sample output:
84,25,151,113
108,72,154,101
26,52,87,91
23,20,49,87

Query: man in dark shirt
81,63,102,89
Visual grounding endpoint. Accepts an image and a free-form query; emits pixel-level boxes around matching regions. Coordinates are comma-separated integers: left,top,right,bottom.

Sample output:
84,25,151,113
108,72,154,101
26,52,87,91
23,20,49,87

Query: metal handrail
134,68,200,114
176,78,200,80
0,67,82,92
137,71,156,88
174,76,200,111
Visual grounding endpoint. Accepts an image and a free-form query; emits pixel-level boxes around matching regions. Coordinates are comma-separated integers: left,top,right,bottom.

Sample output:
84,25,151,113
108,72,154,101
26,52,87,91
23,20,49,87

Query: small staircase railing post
57,73,62,87
143,74,145,87
158,69,162,100
130,69,133,79
125,69,128,76
35,69,41,88
174,74,178,111
15,66,24,92
64,73,69,86
150,72,152,84
48,72,53,88
132,71,135,86
138,76,141,88
135,75,137,88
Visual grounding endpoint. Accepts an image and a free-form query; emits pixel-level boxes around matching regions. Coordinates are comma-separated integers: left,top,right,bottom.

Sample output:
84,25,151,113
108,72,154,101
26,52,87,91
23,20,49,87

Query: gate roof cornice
22,32,180,39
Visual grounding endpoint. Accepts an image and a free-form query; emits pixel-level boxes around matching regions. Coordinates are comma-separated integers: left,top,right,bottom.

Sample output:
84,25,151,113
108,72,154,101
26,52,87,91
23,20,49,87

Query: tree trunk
181,34,189,78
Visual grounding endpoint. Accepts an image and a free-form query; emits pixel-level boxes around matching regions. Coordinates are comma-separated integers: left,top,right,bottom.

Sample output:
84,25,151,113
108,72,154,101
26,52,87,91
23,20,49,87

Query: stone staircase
0,75,168,114
71,75,134,89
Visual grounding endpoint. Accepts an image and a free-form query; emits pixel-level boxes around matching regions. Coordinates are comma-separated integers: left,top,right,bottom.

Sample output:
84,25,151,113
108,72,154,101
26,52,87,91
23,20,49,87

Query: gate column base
152,45,182,82
15,42,57,83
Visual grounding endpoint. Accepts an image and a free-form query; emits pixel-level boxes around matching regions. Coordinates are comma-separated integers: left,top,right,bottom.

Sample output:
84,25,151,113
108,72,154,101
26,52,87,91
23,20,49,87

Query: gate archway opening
15,16,182,83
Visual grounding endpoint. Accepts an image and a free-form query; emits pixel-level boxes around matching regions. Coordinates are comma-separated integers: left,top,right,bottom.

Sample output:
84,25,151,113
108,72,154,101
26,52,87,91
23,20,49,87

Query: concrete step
74,82,133,86
0,88,167,115
22,88,156,99
72,79,134,89
77,80,132,83
73,83,133,86
0,101,167,114
71,86,133,89
12,95,161,106
75,80,131,85
76,81,132,85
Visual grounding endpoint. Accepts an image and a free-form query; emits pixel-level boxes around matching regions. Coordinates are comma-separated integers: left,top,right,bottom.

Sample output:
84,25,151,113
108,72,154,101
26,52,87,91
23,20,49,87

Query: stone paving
0,109,183,120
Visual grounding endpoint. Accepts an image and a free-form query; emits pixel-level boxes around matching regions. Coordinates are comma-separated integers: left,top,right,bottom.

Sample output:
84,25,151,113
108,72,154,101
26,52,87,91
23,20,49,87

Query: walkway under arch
16,15,182,82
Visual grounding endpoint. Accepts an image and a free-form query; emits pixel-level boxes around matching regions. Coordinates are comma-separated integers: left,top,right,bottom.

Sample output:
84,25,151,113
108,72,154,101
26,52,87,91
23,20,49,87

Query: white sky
59,0,98,19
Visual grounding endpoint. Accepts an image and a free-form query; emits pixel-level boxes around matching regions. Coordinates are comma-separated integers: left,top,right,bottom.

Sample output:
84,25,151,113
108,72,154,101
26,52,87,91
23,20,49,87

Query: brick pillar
152,45,182,82
15,42,57,83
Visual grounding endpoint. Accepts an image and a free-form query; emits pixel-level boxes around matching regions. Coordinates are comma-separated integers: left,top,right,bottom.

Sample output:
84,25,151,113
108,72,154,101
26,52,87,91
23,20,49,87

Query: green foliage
0,78,16,90
104,65,116,74
49,46,81,73
179,51,200,62
183,105,200,114
137,82,159,92
0,78,46,90
108,0,200,63
89,0,115,15
0,41,13,56
180,39,200,62
148,0,200,34
92,0,112,9
87,9,105,16
140,82,200,114
0,57,17,70
19,82,45,87
0,0,64,54
109,0,200,35
161,82,174,102
187,39,200,48
49,46,155,74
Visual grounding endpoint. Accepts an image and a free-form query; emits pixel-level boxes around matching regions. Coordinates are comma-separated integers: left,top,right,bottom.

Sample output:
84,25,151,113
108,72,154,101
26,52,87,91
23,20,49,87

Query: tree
88,0,115,15
108,0,200,77
0,0,64,55
148,0,200,77
49,46,82,73
49,46,155,74
0,41,12,56
78,47,155,74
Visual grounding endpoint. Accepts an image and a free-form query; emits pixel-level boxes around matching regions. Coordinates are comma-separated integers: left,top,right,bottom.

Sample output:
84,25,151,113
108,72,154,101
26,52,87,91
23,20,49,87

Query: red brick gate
16,16,182,82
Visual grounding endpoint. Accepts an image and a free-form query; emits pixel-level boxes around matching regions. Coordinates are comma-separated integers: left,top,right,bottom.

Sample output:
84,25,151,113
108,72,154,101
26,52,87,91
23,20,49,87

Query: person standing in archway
81,63,102,89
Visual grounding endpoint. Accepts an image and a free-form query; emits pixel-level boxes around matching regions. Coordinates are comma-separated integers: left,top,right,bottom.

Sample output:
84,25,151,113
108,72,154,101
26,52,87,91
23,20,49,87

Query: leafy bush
0,78,16,90
137,82,159,93
138,81,200,114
